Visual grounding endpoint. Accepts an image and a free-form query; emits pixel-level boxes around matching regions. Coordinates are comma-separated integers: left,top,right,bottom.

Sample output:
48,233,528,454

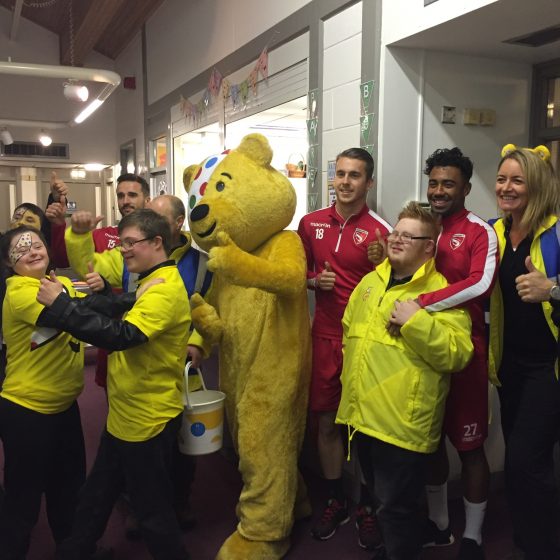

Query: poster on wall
327,159,336,206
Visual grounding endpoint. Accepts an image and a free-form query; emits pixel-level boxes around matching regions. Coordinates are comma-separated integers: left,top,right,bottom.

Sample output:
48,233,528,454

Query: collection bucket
178,362,226,456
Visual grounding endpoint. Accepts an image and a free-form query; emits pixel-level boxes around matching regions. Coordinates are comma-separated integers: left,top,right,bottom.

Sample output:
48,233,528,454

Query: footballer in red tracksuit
418,208,498,449
298,203,391,411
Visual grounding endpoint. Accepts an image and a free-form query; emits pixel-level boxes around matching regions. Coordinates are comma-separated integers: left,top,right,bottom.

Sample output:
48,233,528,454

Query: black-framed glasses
119,236,155,250
386,231,432,245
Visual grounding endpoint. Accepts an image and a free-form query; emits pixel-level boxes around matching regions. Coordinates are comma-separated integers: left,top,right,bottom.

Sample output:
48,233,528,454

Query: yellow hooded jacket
336,258,473,454
488,216,559,386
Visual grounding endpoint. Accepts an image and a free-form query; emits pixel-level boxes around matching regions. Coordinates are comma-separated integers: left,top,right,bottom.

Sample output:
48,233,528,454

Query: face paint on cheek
9,232,33,265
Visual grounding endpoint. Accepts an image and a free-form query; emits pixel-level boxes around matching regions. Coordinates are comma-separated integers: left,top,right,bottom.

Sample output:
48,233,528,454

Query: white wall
321,1,362,201
0,6,118,165
382,0,499,46
145,0,312,104
114,33,146,172
377,47,531,225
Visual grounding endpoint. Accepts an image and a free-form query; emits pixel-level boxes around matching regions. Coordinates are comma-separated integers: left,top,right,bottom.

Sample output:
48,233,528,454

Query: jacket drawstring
346,424,358,461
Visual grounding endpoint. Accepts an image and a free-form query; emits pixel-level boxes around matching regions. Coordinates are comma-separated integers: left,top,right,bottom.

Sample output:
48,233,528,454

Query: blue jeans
356,432,427,560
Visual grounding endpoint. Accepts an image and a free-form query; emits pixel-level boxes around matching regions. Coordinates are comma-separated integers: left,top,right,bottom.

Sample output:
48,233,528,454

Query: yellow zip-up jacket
336,258,473,454
488,215,559,386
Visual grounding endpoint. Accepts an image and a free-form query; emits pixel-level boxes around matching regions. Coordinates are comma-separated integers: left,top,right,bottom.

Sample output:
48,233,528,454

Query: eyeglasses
386,231,432,244
119,236,154,250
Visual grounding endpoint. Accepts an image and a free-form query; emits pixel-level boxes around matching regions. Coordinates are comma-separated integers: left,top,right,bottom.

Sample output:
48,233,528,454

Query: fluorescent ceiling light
0,61,120,129
74,99,103,124
83,162,106,171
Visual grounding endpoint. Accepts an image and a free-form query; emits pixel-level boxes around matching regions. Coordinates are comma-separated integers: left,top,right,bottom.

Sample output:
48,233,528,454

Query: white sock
425,483,449,530
463,498,486,545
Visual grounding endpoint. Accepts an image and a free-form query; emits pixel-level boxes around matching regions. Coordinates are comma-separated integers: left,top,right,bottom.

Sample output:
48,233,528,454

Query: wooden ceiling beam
60,0,127,65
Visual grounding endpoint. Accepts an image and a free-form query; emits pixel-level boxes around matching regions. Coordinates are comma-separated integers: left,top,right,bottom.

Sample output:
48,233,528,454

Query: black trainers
421,518,454,547
459,538,486,559
311,498,350,540
355,505,382,550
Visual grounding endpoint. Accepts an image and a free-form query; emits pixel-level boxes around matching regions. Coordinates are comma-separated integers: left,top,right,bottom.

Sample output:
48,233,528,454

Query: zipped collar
327,203,370,225
137,259,175,281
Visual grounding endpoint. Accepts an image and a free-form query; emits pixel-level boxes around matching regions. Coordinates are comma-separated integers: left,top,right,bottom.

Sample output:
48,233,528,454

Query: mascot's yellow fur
184,133,311,560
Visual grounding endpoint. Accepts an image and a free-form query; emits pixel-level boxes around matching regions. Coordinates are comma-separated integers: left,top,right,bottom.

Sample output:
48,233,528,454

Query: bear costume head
183,133,296,253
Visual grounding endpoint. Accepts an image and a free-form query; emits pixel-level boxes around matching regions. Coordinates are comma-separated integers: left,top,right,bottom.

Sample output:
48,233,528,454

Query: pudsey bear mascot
183,133,312,560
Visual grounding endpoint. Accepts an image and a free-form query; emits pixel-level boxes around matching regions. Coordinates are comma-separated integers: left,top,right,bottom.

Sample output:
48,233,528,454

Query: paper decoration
257,47,269,79
179,46,269,122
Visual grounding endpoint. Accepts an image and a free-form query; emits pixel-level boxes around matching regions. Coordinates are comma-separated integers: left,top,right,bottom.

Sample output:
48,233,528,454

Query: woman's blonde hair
497,147,560,233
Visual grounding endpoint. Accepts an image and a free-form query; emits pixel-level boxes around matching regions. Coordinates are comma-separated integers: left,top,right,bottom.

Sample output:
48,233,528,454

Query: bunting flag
179,46,269,122
221,78,231,101
249,68,258,95
230,84,240,108
257,47,268,79
240,80,249,105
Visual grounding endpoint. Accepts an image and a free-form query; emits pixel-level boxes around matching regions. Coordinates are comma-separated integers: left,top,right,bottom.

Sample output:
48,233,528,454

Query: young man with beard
418,148,498,559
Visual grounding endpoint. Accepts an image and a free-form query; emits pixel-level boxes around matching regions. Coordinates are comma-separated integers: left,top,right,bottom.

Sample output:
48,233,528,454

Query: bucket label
191,422,206,437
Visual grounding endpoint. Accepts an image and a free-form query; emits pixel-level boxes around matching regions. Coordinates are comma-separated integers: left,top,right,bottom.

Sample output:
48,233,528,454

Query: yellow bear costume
184,134,312,560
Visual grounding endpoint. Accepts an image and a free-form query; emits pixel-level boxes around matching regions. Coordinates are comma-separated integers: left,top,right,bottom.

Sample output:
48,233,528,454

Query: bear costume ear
236,133,273,166
183,164,200,193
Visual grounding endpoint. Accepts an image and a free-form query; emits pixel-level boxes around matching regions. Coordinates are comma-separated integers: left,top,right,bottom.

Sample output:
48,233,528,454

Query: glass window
150,136,168,169
225,96,308,230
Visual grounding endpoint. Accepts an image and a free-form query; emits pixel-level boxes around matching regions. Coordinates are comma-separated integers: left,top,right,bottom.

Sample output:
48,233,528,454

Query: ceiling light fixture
83,163,106,171
64,81,89,102
39,131,52,146
0,127,13,145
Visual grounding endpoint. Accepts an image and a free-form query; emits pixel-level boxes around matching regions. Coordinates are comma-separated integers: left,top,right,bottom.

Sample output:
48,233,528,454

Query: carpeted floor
3,358,517,560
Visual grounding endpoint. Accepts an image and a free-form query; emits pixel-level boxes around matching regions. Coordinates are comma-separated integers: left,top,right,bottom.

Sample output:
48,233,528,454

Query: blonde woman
489,144,560,559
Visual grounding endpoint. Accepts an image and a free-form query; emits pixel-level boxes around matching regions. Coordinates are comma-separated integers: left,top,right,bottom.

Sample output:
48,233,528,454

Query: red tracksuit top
298,204,391,339
418,208,498,344
51,223,119,268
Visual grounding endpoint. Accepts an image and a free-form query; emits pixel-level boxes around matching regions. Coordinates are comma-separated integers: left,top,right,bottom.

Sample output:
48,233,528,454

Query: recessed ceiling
391,0,560,64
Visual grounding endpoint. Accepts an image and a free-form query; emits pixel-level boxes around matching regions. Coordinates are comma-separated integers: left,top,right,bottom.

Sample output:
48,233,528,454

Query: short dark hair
336,148,375,181
424,147,473,182
0,225,52,275
117,173,150,198
118,209,172,255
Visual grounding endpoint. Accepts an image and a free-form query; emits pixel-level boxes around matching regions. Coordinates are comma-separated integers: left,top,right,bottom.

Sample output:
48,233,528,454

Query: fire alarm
123,76,136,90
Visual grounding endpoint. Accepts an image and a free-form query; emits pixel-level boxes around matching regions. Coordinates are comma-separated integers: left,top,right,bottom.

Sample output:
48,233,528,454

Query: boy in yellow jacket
336,202,473,560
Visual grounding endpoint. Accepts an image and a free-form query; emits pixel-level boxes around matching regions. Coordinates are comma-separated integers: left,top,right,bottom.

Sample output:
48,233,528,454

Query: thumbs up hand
37,269,64,306
85,262,105,293
50,171,69,202
315,260,336,291
515,256,554,303
367,228,387,266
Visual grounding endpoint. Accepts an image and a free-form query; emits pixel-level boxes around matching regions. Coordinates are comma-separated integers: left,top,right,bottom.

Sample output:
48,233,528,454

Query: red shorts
443,349,489,451
309,335,343,412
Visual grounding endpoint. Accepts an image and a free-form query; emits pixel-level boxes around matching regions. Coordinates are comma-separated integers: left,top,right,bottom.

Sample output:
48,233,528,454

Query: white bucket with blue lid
178,362,226,456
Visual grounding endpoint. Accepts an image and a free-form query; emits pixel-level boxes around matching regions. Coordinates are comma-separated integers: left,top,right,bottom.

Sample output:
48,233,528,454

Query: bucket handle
184,361,207,409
